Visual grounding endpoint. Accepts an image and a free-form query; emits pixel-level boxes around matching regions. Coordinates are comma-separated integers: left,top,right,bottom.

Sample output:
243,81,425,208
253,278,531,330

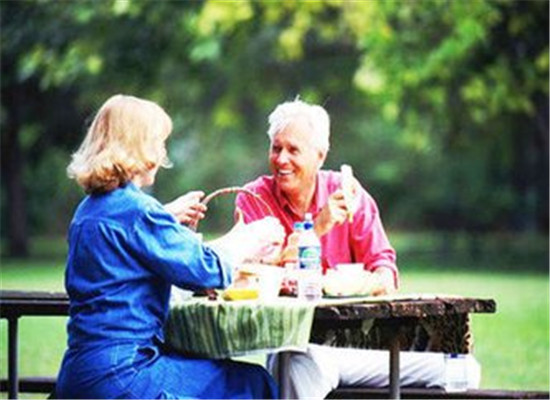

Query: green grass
401,270,549,391
1,233,548,396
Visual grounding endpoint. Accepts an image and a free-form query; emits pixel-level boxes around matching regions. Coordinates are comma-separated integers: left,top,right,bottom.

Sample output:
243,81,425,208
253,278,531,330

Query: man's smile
276,169,294,177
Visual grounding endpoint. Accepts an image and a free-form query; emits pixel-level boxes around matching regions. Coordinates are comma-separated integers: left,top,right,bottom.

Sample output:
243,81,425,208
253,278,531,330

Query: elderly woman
235,98,481,398
55,94,284,399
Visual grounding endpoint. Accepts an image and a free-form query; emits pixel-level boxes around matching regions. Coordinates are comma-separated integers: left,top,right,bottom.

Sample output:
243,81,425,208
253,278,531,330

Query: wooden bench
0,290,69,399
0,377,56,395
327,387,550,399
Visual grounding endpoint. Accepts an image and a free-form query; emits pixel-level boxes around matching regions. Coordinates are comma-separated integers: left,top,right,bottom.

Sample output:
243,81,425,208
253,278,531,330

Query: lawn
1,233,548,397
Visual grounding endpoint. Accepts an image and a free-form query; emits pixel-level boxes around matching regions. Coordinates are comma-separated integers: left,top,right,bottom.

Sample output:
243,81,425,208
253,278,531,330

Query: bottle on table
280,221,304,297
297,213,323,301
444,353,468,392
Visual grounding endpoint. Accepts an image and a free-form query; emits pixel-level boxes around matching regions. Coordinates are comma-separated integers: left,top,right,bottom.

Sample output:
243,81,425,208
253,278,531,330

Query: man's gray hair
267,98,330,153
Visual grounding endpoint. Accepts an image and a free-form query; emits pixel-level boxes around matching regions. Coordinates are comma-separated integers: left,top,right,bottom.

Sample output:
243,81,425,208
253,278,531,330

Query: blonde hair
267,98,330,153
67,94,173,193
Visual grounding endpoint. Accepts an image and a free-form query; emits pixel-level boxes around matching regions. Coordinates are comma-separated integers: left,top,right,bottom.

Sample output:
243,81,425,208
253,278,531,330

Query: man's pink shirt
235,170,398,284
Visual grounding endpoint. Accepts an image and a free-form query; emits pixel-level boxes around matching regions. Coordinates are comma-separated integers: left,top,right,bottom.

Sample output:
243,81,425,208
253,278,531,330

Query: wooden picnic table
165,293,497,399
0,291,497,400
281,294,497,399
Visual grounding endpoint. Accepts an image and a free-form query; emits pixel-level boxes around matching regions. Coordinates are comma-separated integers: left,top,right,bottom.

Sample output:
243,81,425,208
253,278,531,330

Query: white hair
267,98,330,153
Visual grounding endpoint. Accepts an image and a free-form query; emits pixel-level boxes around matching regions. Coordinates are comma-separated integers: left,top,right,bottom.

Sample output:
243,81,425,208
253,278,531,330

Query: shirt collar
272,171,325,219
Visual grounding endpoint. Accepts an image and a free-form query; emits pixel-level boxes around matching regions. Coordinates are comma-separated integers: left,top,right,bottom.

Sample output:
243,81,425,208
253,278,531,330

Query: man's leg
335,348,481,389
269,345,481,398
267,345,340,399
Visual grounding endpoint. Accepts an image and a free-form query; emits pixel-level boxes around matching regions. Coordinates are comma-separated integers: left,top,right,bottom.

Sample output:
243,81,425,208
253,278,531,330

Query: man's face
269,118,325,198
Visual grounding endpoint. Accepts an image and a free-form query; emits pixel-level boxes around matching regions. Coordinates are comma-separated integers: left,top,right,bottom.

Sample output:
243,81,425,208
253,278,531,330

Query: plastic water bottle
297,213,323,301
444,354,468,392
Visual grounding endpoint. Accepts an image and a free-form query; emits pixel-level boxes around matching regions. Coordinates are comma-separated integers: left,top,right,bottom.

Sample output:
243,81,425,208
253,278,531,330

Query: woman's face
133,143,167,188
269,118,325,199
133,166,158,188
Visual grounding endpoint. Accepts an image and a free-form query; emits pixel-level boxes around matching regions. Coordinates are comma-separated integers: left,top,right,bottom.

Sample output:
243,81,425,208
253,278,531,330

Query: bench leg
389,334,400,400
8,316,19,399
278,352,291,399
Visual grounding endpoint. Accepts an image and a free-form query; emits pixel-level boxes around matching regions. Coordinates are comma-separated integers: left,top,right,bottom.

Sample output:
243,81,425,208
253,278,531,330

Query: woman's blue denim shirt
56,183,278,399
64,182,231,347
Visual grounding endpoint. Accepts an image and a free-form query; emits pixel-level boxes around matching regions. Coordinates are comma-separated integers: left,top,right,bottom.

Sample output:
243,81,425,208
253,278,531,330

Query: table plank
0,290,69,318
314,296,496,321
0,290,68,301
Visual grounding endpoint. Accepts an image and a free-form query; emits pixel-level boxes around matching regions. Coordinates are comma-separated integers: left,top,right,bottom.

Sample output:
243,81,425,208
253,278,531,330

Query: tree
1,0,547,257
1,1,203,255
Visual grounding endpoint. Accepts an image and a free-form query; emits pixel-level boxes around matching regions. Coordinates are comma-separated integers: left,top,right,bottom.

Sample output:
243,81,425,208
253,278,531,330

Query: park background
1,0,548,396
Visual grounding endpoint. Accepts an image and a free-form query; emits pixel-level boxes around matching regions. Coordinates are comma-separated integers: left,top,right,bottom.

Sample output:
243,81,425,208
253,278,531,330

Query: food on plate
323,268,379,297
222,266,259,301
222,287,259,301
222,263,284,301
279,275,298,297
280,230,300,266
340,164,355,223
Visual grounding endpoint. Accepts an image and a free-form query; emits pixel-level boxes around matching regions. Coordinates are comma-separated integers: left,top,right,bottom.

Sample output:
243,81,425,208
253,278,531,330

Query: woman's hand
208,213,285,266
232,216,286,264
164,191,207,226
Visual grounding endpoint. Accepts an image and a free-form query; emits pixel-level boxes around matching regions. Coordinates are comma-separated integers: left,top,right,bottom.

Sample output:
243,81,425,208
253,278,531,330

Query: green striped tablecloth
165,297,316,359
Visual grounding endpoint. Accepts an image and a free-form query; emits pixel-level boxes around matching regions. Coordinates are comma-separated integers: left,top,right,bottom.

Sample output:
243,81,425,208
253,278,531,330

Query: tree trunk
534,94,549,233
2,86,29,257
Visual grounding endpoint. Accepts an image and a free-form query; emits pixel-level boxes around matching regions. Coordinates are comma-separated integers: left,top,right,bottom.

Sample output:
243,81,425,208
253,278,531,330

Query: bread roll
340,164,354,222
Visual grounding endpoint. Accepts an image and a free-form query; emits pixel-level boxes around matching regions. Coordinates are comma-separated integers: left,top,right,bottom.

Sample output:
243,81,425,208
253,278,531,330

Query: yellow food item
222,287,259,301
340,164,355,223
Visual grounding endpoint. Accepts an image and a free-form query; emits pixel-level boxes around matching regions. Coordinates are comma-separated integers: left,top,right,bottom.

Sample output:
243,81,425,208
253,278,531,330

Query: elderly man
234,98,481,399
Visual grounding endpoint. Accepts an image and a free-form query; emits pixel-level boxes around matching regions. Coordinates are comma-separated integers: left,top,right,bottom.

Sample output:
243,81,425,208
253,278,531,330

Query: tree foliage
1,0,548,256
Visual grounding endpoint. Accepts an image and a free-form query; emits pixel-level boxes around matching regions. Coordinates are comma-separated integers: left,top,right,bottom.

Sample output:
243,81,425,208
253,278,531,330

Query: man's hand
314,176,360,237
164,191,207,226
314,190,350,237
370,267,397,296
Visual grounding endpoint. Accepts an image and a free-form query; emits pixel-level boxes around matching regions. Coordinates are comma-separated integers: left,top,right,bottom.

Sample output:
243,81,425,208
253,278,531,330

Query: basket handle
189,186,275,231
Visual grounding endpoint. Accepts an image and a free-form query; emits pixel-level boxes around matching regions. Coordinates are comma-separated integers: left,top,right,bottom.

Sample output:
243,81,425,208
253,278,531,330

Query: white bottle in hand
297,213,323,301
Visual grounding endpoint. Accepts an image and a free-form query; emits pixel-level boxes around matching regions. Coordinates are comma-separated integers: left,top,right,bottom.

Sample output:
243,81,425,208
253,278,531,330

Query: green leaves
2,0,548,239
19,44,103,89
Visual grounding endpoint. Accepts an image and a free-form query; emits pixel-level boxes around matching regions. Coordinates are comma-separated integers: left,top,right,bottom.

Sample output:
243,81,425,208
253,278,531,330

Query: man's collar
272,171,324,218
